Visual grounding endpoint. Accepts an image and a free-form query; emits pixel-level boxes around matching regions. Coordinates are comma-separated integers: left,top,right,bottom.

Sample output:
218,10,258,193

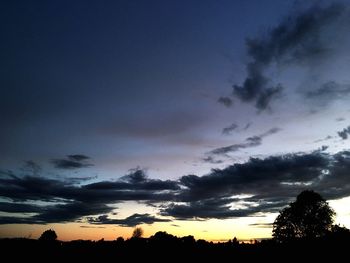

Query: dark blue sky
1,0,350,239
0,0,297,177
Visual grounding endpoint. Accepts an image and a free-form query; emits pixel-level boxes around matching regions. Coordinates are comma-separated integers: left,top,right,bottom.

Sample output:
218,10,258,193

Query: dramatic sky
1,0,350,241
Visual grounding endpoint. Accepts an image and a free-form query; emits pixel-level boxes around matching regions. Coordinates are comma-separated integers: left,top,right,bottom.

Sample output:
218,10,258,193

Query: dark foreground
2,231,350,261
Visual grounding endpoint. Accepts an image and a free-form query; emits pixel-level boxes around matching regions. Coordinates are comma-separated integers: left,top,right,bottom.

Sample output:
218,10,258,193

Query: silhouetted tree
38,229,57,242
273,190,335,242
132,227,143,238
116,236,124,243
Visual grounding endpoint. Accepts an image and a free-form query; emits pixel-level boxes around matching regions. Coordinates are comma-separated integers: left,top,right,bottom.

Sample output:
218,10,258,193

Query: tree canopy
273,190,335,242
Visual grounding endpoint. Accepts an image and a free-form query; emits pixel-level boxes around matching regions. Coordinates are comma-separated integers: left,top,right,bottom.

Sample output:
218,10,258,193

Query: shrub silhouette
273,190,335,242
38,229,57,241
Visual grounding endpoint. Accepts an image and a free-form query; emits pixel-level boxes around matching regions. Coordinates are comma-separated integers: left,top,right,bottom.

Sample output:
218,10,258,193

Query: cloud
243,122,251,131
218,97,233,107
3,150,350,223
86,169,180,191
336,117,345,122
34,202,111,223
162,150,350,220
232,3,347,110
249,223,273,228
51,154,93,169
306,81,350,106
338,126,350,140
161,198,283,219
88,213,171,227
210,127,281,156
202,156,223,164
0,169,179,224
313,135,333,143
67,154,90,161
222,123,239,135
0,202,43,213
209,138,261,156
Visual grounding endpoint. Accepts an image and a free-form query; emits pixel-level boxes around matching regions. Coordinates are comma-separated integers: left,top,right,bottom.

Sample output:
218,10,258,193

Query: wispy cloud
210,127,281,156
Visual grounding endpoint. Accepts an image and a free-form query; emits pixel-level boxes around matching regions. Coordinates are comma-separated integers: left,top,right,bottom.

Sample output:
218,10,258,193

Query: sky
1,0,350,241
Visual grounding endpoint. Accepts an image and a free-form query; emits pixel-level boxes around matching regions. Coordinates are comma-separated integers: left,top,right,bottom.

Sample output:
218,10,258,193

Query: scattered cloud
320,145,329,152
243,122,251,131
305,81,350,106
231,3,347,110
202,156,223,164
338,126,350,140
51,154,93,169
88,213,171,227
218,97,233,107
222,123,239,135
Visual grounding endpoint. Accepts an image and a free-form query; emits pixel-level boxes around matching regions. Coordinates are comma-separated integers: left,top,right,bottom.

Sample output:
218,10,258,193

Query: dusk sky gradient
1,0,350,241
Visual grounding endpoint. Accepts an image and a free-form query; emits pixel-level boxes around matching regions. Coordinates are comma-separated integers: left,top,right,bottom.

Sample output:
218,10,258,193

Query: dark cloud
34,202,111,224
210,137,262,156
336,117,345,122
232,3,346,110
63,176,97,185
0,169,179,224
0,202,43,213
218,97,233,107
338,126,350,140
51,154,93,169
161,198,283,219
164,150,350,220
222,123,238,135
88,213,171,227
320,145,329,152
2,150,350,223
210,127,281,156
86,169,180,191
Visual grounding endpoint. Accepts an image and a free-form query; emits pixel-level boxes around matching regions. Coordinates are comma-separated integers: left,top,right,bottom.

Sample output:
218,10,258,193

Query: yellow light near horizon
330,196,350,228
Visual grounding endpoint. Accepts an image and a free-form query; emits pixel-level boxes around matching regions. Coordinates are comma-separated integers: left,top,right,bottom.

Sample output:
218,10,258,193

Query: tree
39,229,57,242
273,190,335,242
132,227,144,239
